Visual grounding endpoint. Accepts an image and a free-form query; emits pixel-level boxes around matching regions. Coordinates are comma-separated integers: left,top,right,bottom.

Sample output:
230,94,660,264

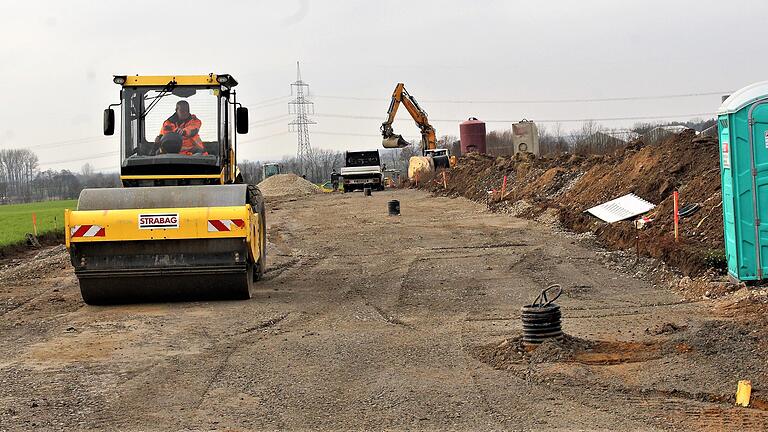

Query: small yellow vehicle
65,74,266,304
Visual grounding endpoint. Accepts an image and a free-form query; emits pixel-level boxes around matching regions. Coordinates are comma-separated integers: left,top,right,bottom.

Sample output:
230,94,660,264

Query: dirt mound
0,244,68,285
671,319,768,395
426,130,723,276
257,174,321,198
0,231,65,259
474,334,668,370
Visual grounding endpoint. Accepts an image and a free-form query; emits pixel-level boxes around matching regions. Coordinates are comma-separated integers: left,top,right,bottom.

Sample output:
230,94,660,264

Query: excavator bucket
382,134,410,149
65,184,265,304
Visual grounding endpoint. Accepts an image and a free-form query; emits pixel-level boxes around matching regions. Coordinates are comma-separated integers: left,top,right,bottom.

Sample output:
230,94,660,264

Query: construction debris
422,130,723,276
586,193,656,223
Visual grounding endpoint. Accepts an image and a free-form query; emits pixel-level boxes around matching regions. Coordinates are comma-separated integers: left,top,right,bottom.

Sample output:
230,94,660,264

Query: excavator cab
66,74,266,305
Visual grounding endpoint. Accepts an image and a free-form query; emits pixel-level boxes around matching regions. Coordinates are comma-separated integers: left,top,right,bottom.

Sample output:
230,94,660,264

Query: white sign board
585,193,656,223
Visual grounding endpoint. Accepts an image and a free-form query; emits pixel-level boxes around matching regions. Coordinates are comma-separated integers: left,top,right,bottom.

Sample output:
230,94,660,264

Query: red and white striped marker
207,219,245,232
70,225,106,238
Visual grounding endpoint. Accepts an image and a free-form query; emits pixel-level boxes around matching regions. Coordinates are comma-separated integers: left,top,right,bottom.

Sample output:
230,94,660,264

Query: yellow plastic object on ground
736,380,752,407
317,182,334,193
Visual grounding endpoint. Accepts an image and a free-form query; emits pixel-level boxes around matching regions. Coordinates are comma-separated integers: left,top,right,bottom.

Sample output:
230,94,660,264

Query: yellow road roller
65,74,266,304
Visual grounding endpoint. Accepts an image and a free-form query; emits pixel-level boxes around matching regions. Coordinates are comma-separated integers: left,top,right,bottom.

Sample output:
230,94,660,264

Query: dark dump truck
341,150,384,193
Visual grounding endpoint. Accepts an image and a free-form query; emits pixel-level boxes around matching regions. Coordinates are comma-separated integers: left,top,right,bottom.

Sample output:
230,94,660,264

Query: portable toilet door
718,81,768,281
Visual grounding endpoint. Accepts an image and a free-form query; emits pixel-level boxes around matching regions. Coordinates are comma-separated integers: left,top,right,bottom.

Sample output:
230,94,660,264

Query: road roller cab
65,74,266,304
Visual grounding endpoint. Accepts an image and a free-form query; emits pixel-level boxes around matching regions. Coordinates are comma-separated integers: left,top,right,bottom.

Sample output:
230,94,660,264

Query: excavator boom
380,82,451,181
381,83,436,151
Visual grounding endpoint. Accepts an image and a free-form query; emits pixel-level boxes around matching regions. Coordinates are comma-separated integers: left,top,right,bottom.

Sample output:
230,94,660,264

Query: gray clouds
0,0,764,171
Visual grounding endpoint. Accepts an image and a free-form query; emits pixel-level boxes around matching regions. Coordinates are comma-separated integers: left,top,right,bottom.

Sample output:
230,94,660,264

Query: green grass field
0,200,77,247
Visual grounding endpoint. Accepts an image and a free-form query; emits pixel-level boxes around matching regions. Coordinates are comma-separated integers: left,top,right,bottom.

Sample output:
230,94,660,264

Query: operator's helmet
160,132,183,154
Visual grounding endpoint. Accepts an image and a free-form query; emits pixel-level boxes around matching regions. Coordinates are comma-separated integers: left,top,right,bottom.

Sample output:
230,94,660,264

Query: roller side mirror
236,107,249,134
103,108,115,136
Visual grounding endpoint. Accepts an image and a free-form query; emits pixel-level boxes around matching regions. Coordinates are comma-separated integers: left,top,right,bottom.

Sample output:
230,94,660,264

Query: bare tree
571,120,603,155
539,122,570,155
81,163,94,177
0,149,38,202
436,135,458,149
486,130,514,156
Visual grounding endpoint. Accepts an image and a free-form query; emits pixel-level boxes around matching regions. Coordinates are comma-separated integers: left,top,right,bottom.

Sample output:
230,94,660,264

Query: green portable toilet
718,81,768,280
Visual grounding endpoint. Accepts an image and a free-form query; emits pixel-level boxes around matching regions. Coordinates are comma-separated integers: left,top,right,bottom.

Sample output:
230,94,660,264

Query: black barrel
388,200,400,216
364,187,372,196
521,284,563,345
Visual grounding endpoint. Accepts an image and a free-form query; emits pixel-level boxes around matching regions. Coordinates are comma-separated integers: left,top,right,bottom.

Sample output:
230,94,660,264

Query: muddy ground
0,189,767,431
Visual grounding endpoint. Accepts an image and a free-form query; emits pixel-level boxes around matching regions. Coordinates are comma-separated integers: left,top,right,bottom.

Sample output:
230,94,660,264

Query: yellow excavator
381,83,453,180
64,74,266,304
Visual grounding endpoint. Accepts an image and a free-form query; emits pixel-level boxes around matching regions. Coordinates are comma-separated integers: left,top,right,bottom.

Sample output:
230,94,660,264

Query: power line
313,131,381,138
531,113,716,123
33,128,292,168
251,95,291,106
313,112,716,124
250,97,293,110
10,97,289,152
11,90,724,152
91,165,120,172
249,113,291,126
4,135,111,152
239,130,291,144
314,91,730,104
38,151,117,166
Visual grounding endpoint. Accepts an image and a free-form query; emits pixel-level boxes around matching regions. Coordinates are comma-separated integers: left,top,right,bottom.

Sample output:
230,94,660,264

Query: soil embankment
424,130,723,276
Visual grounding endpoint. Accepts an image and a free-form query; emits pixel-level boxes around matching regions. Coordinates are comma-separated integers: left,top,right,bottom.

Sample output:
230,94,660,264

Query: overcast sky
1,0,766,172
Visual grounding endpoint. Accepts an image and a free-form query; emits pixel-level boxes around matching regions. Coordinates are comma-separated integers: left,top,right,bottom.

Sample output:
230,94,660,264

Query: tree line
483,118,716,157
0,149,119,204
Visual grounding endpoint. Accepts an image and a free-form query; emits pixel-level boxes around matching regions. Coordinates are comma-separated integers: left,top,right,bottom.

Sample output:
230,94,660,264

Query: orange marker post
501,175,508,199
32,213,38,237
673,191,679,242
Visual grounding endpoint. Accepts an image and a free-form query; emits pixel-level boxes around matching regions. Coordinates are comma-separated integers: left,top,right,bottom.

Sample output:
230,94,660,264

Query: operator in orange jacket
155,100,205,154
